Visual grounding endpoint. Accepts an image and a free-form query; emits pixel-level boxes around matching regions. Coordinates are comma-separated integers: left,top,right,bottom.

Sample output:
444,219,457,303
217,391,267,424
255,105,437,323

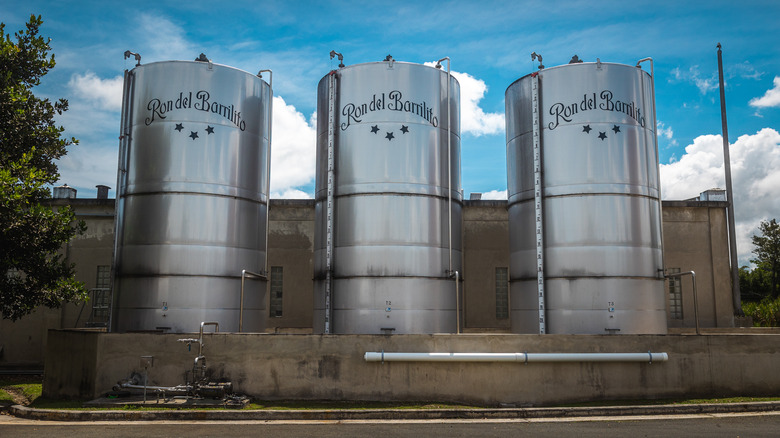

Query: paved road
2,412,779,437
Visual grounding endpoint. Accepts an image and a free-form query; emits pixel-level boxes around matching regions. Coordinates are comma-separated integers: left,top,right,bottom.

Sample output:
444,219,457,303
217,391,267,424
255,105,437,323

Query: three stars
370,124,409,141
582,124,621,141
174,124,215,140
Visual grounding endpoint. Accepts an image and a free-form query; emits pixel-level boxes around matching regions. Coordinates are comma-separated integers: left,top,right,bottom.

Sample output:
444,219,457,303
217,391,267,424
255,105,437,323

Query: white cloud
749,76,780,108
480,189,507,200
137,13,193,62
660,128,780,265
423,63,504,136
451,71,505,136
657,120,677,148
670,65,718,94
271,188,311,199
269,95,316,195
68,72,124,111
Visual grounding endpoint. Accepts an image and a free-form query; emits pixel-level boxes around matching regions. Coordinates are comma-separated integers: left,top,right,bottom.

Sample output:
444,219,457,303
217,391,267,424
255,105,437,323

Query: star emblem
175,123,184,132
371,125,379,134
598,132,607,141
190,131,199,140
612,125,621,134
385,132,394,141
400,125,409,134
205,126,215,134
582,125,592,134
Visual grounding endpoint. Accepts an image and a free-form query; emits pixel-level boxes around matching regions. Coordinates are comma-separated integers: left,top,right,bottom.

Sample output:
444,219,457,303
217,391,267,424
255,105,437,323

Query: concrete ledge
9,401,780,422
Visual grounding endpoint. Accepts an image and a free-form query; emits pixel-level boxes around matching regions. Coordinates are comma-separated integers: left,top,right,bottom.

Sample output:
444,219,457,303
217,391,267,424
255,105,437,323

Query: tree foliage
751,219,780,299
0,15,87,320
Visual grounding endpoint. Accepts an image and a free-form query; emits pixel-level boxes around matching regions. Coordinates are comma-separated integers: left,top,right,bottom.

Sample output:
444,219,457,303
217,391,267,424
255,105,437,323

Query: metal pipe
716,43,743,317
436,57,452,274
636,57,666,283
324,63,339,334
666,271,699,335
109,67,136,332
239,270,266,332
198,321,219,356
257,69,273,282
454,271,460,334
365,352,668,363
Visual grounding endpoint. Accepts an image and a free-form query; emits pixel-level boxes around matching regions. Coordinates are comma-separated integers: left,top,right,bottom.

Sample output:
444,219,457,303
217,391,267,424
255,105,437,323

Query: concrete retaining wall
44,331,780,405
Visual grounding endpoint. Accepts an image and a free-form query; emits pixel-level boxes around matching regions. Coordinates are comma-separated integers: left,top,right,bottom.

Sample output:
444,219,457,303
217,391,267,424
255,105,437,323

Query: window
269,266,283,317
91,265,111,323
495,267,509,319
96,265,111,289
668,268,683,320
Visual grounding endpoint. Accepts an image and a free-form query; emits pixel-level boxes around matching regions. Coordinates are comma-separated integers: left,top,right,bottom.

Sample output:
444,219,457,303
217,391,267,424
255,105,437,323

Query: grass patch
559,396,780,408
246,400,480,410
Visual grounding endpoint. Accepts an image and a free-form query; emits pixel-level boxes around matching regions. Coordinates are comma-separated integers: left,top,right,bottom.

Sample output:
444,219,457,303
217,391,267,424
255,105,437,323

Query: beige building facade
0,195,738,368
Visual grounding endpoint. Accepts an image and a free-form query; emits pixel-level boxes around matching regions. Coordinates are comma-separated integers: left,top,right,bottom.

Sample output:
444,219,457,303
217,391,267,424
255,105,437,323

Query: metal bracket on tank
124,50,141,67
531,52,544,70
329,50,345,68
384,54,394,68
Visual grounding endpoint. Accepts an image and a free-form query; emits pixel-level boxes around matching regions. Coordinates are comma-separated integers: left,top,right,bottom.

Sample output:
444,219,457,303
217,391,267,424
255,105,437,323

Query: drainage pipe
665,270,700,335
364,352,668,363
239,270,267,332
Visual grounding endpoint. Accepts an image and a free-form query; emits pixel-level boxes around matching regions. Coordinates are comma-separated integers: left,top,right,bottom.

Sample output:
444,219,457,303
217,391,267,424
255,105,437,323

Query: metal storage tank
112,57,272,333
313,56,462,334
505,59,666,334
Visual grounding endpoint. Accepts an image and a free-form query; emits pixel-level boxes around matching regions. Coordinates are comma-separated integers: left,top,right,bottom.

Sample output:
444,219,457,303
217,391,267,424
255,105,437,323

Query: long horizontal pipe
364,352,668,363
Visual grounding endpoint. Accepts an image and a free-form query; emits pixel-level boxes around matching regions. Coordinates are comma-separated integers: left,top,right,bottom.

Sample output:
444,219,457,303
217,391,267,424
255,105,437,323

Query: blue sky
2,0,779,264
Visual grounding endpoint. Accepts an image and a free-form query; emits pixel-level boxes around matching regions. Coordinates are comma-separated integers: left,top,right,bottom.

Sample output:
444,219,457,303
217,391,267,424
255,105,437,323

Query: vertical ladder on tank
531,72,546,334
324,70,337,334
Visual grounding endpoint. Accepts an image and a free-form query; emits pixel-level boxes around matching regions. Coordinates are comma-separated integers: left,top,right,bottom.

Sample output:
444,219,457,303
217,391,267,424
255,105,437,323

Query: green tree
751,219,780,299
0,15,87,320
739,264,771,302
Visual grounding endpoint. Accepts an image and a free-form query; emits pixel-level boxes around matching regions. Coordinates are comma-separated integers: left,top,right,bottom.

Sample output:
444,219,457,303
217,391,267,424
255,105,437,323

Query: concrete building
0,191,741,369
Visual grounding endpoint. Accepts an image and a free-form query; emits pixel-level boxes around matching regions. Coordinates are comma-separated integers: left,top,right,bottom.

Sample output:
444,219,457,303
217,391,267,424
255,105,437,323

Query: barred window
668,268,683,320
269,266,283,317
495,267,509,319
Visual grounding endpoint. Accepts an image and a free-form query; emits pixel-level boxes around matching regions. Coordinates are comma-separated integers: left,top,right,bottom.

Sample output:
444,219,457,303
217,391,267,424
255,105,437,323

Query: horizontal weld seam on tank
510,193,660,202
511,275,663,281
115,274,265,280
334,193,464,202
122,192,269,203
333,275,462,280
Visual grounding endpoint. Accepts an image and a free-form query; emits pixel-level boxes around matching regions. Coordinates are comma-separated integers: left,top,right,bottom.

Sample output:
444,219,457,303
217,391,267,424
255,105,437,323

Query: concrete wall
662,201,734,328
3,198,739,369
0,199,114,368
462,200,510,330
43,331,780,405
265,200,315,332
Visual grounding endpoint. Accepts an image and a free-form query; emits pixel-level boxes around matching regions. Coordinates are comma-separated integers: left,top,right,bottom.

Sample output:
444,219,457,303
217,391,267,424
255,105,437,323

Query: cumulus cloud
271,188,311,199
137,13,193,61
423,63,504,136
480,189,508,200
657,120,677,148
68,72,124,111
269,95,316,195
670,65,718,94
450,71,505,136
749,76,780,108
660,128,780,265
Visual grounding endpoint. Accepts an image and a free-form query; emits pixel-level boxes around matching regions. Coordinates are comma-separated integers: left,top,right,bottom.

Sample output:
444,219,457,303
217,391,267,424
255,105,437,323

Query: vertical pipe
636,58,665,281
531,72,546,334
258,70,273,278
324,70,337,334
717,43,743,317
109,68,135,332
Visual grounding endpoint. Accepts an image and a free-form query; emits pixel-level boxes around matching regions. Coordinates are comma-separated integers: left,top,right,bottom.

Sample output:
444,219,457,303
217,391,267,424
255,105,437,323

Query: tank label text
144,91,247,131
547,90,645,130
340,91,438,130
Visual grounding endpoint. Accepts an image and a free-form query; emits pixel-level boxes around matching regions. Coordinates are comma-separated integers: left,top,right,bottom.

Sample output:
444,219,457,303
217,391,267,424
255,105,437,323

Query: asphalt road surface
2,412,780,437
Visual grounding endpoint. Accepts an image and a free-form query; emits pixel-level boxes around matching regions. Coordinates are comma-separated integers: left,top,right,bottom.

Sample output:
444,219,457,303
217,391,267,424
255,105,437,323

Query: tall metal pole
717,43,743,316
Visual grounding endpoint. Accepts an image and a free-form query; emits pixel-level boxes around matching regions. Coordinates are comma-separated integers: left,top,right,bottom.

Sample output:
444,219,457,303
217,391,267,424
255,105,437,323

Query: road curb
8,401,780,422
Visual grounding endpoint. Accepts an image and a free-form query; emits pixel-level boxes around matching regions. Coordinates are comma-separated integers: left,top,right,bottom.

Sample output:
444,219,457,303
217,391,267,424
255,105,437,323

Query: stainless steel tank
112,59,271,333
313,59,462,334
505,60,666,334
